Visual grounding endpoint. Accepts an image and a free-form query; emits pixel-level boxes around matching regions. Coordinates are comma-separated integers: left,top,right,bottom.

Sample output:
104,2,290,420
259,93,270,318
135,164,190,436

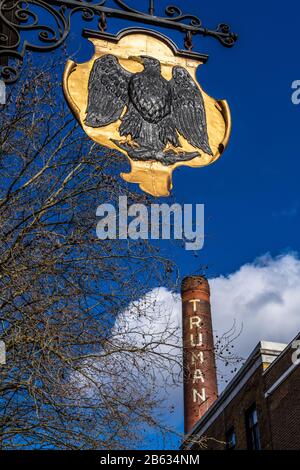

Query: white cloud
210,252,300,360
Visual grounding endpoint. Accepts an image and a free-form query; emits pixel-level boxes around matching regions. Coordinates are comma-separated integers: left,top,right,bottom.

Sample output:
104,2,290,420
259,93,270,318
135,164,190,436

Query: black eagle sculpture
85,54,213,165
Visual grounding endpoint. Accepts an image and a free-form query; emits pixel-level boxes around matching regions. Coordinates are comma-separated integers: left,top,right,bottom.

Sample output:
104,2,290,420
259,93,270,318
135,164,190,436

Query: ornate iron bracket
0,0,237,84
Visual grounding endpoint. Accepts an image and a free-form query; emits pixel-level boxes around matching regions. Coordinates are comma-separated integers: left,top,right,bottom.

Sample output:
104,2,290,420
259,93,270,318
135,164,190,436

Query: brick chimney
181,276,218,434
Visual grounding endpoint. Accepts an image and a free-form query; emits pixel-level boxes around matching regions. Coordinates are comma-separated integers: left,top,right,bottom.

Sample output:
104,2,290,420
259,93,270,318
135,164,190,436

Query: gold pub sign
63,29,231,197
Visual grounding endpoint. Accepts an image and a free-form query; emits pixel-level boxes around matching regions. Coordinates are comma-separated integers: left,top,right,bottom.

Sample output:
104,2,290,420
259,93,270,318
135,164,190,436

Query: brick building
183,332,300,450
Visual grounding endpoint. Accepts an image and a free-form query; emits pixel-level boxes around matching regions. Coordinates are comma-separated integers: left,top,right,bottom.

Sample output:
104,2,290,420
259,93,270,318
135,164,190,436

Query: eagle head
129,55,160,70
172,66,191,84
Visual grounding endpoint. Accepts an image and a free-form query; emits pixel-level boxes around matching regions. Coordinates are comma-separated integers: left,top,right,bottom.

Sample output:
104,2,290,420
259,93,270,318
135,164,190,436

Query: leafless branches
0,55,179,449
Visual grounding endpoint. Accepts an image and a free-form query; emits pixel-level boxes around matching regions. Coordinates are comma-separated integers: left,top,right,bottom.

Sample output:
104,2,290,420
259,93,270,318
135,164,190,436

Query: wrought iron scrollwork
165,5,202,27
0,0,237,84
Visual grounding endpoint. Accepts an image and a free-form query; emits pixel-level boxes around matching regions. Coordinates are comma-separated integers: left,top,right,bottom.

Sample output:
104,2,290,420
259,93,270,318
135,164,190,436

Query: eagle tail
119,104,142,140
159,117,180,148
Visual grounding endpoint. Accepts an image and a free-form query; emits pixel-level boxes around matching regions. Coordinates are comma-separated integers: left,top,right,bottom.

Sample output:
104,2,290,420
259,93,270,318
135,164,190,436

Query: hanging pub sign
63,29,231,197
0,1,236,196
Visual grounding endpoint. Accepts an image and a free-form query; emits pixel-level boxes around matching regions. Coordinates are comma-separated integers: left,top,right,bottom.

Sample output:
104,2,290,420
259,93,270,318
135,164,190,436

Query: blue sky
65,0,300,278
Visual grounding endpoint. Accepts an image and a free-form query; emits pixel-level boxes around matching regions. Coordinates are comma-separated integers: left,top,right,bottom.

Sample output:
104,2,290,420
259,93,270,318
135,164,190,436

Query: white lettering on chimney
190,332,203,347
193,369,205,383
189,298,207,408
189,299,201,312
193,388,206,404
190,316,202,329
191,350,204,365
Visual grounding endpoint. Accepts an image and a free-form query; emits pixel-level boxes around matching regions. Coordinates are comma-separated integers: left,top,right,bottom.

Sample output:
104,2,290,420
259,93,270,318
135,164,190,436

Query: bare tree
0,55,180,449
0,54,241,450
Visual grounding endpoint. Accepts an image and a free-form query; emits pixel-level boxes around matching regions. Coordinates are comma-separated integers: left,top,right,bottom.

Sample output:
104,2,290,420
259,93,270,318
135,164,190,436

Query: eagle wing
171,66,213,155
85,55,131,128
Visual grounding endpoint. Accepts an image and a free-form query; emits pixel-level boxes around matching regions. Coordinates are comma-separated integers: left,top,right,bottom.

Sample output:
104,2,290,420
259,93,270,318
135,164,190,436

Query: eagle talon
112,139,200,166
119,136,138,148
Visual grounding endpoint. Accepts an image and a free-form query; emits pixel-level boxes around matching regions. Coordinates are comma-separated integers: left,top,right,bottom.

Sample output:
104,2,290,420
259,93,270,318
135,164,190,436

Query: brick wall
264,340,300,450
199,364,272,450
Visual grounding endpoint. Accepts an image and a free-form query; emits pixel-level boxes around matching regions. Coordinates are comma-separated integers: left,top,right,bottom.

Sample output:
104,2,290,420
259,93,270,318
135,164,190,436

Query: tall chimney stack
181,276,218,435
